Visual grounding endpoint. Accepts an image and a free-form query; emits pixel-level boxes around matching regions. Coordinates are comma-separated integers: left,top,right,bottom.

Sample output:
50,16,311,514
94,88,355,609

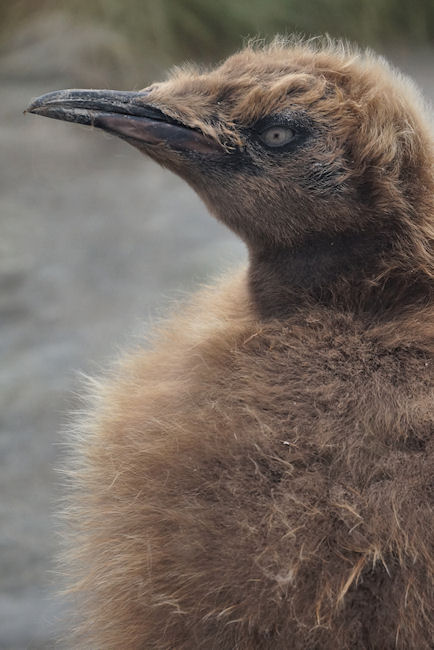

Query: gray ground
1,22,433,647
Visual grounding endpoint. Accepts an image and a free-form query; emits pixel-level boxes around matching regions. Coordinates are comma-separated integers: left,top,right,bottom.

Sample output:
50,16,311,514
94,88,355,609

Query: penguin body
70,271,432,649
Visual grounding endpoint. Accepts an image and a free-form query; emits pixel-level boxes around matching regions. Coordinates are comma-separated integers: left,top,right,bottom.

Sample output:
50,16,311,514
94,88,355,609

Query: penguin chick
28,38,433,649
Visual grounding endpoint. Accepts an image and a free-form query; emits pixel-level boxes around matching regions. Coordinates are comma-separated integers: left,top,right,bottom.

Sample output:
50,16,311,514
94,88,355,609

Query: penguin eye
259,126,295,148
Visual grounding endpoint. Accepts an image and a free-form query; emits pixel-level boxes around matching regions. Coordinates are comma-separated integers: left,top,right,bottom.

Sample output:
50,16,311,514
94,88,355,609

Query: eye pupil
260,125,295,148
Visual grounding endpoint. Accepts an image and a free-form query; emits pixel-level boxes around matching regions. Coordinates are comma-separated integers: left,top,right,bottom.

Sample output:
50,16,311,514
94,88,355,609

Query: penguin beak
26,89,221,155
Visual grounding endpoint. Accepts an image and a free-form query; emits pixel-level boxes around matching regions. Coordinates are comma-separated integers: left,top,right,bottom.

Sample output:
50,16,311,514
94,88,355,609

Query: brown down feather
59,37,433,648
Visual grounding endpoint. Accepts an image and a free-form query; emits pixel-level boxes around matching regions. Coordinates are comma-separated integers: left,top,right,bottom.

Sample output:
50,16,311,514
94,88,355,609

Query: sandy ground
1,29,433,648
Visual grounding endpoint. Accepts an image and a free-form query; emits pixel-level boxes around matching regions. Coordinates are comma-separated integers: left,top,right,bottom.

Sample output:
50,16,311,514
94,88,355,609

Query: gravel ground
1,31,433,648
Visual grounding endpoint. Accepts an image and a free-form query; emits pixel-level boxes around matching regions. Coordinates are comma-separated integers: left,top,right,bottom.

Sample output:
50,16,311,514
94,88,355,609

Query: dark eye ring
259,126,295,148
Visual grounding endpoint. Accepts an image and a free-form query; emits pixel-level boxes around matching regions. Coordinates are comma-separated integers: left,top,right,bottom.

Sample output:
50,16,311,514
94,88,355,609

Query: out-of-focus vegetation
1,0,434,65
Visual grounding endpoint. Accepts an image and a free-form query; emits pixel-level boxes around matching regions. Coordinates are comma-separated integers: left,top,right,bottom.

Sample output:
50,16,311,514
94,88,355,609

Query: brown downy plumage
28,38,433,649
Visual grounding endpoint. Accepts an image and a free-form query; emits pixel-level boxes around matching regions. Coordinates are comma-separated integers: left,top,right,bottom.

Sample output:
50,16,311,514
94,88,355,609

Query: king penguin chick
28,38,433,649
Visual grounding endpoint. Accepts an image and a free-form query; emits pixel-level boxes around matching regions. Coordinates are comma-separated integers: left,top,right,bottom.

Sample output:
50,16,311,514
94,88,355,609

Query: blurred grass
1,0,434,65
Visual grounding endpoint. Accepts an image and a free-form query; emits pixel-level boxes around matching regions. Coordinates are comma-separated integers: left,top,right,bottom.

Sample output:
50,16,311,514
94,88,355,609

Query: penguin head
27,39,433,251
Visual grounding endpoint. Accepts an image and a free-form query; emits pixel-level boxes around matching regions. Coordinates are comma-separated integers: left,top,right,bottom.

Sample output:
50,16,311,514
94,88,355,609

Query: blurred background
1,1,433,647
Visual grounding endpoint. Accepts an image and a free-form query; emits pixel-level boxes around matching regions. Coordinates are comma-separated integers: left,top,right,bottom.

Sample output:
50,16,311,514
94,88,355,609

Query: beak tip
26,90,73,118
26,97,43,115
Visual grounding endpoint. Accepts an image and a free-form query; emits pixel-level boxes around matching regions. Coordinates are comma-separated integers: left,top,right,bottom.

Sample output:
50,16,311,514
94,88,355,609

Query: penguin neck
247,228,399,320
